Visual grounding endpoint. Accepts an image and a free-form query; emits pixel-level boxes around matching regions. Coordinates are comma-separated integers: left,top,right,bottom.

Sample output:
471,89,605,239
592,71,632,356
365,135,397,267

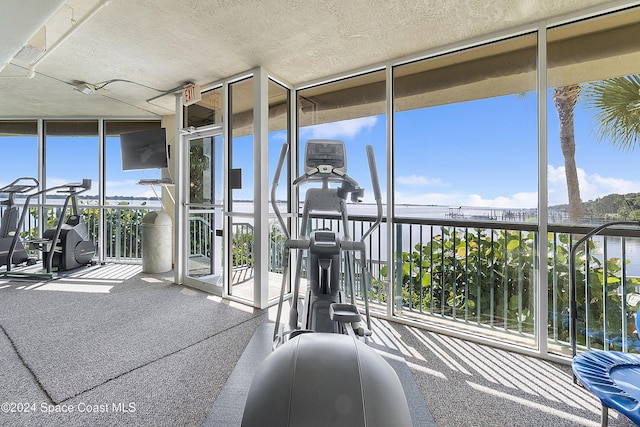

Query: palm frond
581,75,640,151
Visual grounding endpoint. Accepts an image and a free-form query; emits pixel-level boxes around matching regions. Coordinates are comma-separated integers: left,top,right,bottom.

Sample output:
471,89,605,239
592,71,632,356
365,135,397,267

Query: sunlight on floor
34,282,113,293
68,263,141,280
205,295,258,314
405,361,448,379
395,325,629,425
0,263,144,294
141,277,164,283
227,300,257,313
467,381,601,426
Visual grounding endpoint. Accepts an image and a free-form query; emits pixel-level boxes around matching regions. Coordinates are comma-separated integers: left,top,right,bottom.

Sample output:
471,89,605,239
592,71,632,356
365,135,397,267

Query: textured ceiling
0,0,66,71
0,0,626,118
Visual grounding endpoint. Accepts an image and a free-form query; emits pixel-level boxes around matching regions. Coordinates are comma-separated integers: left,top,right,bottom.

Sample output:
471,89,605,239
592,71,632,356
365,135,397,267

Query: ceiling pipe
2,0,112,79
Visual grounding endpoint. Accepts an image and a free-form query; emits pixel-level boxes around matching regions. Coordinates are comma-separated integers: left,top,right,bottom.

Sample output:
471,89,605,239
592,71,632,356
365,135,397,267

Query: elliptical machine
272,139,382,345
242,140,411,427
0,177,39,269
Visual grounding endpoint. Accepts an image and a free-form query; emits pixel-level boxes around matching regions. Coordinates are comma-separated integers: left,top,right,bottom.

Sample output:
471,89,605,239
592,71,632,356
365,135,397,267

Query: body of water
6,195,640,278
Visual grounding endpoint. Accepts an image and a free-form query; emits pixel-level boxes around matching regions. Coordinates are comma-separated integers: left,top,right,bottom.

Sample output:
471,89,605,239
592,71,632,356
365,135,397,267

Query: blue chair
570,221,640,426
572,313,640,426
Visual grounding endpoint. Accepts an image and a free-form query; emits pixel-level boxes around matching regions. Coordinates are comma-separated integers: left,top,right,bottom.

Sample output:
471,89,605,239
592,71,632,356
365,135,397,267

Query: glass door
184,132,224,294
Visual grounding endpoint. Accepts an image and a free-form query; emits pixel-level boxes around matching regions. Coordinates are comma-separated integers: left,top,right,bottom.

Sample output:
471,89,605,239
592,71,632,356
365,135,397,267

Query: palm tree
189,141,210,204
581,75,640,150
553,84,583,222
553,75,640,223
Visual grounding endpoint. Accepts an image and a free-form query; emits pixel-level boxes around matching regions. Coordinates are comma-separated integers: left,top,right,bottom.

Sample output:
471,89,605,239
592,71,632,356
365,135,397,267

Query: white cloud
106,179,163,199
270,130,288,144
396,174,449,187
394,190,538,208
548,165,640,205
394,166,640,210
300,117,377,140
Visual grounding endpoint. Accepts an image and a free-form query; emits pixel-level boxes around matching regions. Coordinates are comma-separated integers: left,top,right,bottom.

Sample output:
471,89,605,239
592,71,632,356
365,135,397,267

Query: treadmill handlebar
293,165,365,205
272,144,288,186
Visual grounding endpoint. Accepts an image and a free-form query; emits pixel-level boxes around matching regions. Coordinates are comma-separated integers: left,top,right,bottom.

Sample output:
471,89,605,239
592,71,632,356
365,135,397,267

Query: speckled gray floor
369,318,638,427
1,265,637,427
0,265,266,426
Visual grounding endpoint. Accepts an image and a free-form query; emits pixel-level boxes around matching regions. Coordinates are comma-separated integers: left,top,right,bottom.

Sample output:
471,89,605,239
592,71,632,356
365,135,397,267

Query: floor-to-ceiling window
0,121,38,186
104,120,163,260
547,7,640,356
43,120,99,259
228,77,255,302
44,120,99,200
0,120,39,242
392,33,539,346
0,119,163,264
297,70,387,308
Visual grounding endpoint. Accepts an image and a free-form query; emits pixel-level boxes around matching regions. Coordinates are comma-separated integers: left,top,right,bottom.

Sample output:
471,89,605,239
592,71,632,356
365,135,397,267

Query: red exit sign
183,84,201,106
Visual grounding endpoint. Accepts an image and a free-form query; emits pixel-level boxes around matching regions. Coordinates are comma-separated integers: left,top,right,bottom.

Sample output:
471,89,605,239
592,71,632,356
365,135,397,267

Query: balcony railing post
115,211,121,260
395,223,403,313
622,237,628,352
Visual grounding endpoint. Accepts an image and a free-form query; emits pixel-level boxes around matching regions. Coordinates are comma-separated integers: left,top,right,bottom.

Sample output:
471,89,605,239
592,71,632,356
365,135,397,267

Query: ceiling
0,0,625,119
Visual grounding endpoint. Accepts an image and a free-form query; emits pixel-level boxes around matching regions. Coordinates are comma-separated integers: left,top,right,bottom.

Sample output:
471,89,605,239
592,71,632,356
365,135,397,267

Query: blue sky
289,90,640,209
3,89,640,208
0,135,161,199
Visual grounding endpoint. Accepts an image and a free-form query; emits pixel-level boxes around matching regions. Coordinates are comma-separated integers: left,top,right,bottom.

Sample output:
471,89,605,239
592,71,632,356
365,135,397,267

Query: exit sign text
183,84,201,106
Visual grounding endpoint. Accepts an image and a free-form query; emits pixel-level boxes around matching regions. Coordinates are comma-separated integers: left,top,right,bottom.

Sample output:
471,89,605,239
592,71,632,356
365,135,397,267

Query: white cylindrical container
141,210,172,273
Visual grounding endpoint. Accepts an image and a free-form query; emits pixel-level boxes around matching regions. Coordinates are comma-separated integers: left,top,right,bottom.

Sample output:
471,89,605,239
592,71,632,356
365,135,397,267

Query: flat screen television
120,127,168,171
